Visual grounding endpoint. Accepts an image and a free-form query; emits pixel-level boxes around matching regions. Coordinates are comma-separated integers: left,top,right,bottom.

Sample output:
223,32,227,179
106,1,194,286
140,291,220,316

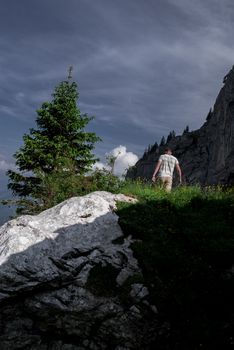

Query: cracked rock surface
0,191,157,349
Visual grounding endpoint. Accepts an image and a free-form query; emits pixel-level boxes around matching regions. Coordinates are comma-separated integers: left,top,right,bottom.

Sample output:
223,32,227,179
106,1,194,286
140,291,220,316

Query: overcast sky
0,0,234,192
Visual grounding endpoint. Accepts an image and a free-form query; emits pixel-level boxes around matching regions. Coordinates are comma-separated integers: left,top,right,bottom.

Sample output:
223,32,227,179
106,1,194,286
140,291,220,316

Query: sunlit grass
120,179,234,206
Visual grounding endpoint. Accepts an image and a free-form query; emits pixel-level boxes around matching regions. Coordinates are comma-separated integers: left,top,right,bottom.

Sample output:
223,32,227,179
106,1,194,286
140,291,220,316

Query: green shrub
8,168,128,215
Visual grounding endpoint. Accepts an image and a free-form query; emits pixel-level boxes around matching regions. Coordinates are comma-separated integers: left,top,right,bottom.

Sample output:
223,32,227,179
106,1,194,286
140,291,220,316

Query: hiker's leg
164,177,172,192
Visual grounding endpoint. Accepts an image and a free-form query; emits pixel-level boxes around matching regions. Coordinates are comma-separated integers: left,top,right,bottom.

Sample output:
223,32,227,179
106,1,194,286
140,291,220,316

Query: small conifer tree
7,72,101,213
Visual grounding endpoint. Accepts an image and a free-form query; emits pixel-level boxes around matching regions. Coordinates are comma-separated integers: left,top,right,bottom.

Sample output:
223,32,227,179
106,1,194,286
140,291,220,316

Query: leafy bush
6,167,128,215
90,169,125,193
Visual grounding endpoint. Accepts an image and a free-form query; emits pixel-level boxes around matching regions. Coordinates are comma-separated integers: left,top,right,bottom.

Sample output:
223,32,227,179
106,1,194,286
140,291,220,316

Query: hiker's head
164,147,172,155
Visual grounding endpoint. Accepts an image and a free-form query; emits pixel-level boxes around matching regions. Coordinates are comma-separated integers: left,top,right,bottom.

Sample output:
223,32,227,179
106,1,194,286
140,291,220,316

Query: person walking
152,147,182,192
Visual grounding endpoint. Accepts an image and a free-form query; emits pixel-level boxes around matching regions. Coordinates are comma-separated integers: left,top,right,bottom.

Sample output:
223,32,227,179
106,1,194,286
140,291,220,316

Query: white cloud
106,145,138,177
92,146,139,177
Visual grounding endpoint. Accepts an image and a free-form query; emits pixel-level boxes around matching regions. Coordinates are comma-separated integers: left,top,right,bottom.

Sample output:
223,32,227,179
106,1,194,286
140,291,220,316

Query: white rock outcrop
0,191,157,350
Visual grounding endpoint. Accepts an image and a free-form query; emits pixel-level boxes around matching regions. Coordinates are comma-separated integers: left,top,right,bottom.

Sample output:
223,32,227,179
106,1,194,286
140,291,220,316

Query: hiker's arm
152,161,161,181
175,163,182,183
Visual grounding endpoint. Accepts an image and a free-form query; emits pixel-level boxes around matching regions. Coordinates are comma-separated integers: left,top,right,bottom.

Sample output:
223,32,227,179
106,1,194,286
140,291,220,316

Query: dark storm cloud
0,0,234,175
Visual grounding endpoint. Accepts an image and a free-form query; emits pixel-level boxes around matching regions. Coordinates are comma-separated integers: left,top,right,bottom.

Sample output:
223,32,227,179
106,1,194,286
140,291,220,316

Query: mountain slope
127,66,234,185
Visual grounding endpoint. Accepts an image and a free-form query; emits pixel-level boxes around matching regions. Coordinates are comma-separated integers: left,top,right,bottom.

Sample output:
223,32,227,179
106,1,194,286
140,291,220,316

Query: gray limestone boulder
0,191,157,350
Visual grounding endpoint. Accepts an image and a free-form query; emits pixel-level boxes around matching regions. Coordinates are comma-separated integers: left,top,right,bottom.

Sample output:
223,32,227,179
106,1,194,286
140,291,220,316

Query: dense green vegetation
4,169,124,214
116,183,234,349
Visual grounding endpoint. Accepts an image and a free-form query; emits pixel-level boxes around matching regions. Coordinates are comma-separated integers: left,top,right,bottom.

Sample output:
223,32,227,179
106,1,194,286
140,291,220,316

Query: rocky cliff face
127,66,234,185
0,192,157,350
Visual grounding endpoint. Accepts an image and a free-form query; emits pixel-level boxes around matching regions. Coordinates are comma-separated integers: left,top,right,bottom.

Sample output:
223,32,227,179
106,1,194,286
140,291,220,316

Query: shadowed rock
0,191,157,350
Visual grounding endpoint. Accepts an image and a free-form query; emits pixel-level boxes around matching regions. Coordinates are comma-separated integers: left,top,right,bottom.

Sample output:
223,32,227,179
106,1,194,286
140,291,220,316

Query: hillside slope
127,66,234,185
